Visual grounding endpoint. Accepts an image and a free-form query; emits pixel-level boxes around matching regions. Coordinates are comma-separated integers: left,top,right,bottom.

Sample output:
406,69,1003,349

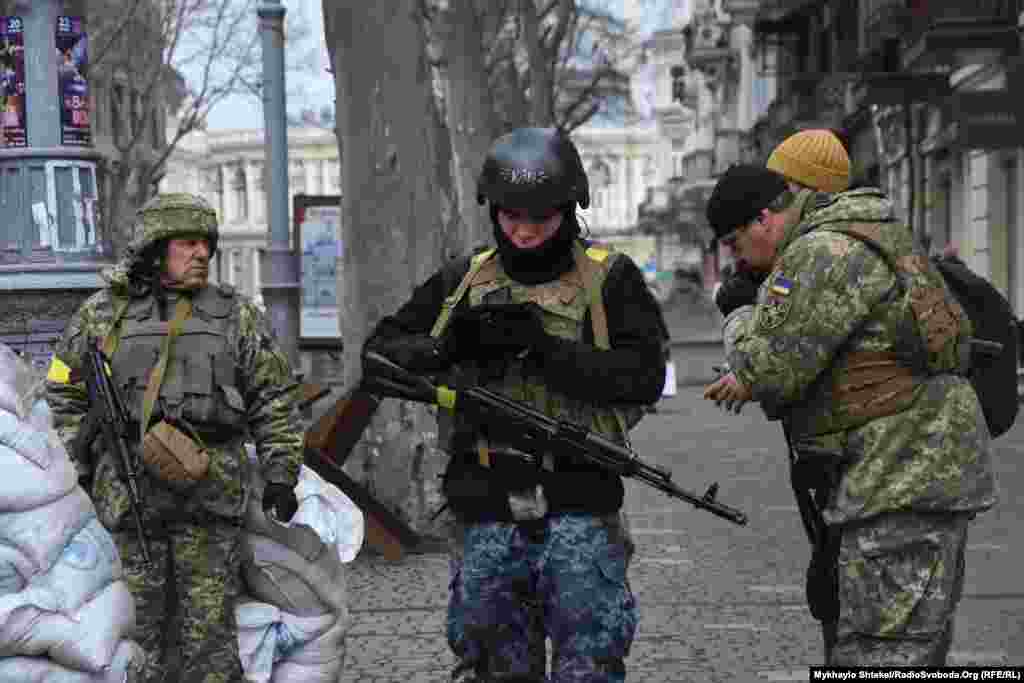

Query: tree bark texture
324,0,451,537
435,0,497,258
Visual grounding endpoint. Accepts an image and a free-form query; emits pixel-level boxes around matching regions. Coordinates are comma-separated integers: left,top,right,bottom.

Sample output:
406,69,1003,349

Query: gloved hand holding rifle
71,340,152,565
361,348,748,526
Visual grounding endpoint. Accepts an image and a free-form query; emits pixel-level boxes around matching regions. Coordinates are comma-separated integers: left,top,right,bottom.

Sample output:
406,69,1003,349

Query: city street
338,377,1024,682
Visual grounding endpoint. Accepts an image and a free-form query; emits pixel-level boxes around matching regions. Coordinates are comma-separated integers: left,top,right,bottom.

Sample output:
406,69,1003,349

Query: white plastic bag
290,465,364,564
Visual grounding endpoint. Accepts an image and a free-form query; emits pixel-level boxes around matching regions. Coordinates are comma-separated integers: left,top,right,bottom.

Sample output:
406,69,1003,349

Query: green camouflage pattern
728,188,997,524
832,511,969,665
47,284,303,509
102,192,220,294
116,521,244,682
45,281,302,679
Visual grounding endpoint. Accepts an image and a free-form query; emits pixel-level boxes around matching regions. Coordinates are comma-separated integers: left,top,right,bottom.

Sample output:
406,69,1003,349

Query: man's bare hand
703,371,752,414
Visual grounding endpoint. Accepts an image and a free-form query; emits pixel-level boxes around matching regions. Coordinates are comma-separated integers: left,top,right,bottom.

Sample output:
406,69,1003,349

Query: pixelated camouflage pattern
116,522,244,682
46,283,303,522
728,188,997,524
102,193,220,294
449,513,636,682
832,511,968,666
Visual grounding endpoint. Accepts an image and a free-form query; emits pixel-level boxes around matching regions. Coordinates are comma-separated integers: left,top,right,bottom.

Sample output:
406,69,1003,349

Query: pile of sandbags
0,344,142,682
236,464,364,683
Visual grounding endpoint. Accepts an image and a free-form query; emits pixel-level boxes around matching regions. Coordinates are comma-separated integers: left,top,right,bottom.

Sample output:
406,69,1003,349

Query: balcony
902,0,1023,69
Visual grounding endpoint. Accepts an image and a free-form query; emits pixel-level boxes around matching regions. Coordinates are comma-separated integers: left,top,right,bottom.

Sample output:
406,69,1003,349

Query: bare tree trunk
435,0,496,257
324,0,450,535
519,0,553,126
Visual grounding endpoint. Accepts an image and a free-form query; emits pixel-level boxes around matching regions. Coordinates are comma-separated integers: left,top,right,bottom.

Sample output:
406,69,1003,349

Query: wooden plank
303,390,381,467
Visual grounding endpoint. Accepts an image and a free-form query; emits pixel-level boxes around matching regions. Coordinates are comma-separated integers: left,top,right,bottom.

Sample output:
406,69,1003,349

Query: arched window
233,165,247,221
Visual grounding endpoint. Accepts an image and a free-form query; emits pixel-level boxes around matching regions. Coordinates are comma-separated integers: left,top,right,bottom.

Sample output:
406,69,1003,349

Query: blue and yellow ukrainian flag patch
769,274,793,297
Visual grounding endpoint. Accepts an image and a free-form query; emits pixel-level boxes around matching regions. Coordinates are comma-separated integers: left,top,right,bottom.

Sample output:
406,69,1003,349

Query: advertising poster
56,15,90,147
0,16,26,148
300,205,343,341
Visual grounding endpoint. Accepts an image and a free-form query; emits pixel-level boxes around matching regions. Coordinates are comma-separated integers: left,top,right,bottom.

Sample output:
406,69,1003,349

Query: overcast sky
204,0,334,130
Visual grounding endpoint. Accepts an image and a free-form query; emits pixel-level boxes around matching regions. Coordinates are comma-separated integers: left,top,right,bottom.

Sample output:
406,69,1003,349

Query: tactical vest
430,241,643,459
108,286,248,443
789,219,971,437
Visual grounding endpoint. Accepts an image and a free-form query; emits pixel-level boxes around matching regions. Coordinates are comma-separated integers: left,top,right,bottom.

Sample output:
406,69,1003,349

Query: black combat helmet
476,127,590,214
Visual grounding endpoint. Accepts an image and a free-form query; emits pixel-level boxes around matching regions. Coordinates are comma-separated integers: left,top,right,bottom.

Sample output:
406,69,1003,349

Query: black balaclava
491,205,580,285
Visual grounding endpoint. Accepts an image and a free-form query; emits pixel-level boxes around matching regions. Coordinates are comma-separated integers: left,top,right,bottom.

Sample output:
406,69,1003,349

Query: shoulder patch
757,294,793,331
585,246,610,263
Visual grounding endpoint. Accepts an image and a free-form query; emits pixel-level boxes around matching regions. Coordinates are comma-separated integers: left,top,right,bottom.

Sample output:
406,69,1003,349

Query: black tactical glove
714,268,766,317
451,303,550,360
368,334,457,373
263,482,299,522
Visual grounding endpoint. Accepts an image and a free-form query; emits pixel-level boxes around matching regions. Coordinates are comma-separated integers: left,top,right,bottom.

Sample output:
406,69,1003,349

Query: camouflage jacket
729,188,998,524
45,283,304,525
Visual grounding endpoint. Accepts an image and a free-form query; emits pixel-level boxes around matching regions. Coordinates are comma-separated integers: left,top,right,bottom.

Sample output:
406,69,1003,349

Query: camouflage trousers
115,520,244,683
831,511,970,666
448,513,637,682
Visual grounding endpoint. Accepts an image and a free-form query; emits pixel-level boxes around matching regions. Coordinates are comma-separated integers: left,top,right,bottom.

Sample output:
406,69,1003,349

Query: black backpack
934,257,1020,438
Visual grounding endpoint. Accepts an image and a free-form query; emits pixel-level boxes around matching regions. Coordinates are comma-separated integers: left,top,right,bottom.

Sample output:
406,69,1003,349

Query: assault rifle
73,342,153,565
362,350,748,526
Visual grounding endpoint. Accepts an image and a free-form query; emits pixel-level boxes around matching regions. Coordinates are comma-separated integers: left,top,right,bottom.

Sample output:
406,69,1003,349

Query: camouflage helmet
101,192,219,291
130,192,219,257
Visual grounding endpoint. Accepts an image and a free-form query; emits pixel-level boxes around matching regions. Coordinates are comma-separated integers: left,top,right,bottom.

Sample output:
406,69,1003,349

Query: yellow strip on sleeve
46,356,71,384
437,386,457,411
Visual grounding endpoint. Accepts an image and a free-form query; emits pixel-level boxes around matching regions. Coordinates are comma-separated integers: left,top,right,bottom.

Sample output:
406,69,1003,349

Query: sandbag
0,637,143,682
0,579,135,673
236,465,360,682
241,535,345,615
0,486,94,575
0,411,79,513
0,343,141,677
236,602,338,682
269,616,348,683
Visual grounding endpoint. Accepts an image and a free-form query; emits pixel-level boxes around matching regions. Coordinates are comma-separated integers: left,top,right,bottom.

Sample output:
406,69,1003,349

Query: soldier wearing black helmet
365,127,668,682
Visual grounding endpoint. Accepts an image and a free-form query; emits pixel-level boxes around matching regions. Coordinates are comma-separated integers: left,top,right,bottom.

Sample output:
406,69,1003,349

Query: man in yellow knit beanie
767,128,851,194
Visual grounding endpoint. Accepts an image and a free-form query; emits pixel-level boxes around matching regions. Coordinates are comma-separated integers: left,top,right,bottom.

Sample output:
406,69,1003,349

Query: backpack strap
139,297,193,444
101,294,132,357
430,248,496,339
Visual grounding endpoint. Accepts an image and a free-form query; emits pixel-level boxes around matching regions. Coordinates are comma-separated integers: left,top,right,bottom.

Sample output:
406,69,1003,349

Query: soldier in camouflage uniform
365,128,666,682
45,193,305,682
703,164,998,666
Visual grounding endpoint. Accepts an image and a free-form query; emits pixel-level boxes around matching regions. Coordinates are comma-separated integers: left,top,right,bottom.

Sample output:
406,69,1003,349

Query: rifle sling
139,297,193,445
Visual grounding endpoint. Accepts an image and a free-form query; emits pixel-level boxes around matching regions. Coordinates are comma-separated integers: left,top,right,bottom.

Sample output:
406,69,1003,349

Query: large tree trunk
324,0,450,536
435,0,496,258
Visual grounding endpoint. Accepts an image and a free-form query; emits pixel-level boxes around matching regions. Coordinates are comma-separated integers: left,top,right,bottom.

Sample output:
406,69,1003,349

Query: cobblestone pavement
338,383,1024,682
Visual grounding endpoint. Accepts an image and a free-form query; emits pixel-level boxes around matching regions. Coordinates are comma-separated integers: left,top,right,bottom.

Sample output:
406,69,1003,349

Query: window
290,160,306,194
589,159,612,210
29,160,100,253
233,165,247,221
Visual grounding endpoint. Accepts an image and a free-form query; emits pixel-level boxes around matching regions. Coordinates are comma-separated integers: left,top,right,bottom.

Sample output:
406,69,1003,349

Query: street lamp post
258,0,300,365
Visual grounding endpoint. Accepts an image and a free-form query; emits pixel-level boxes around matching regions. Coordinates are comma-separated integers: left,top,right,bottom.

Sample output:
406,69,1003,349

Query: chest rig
791,219,971,437
430,241,644,466
105,286,248,444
